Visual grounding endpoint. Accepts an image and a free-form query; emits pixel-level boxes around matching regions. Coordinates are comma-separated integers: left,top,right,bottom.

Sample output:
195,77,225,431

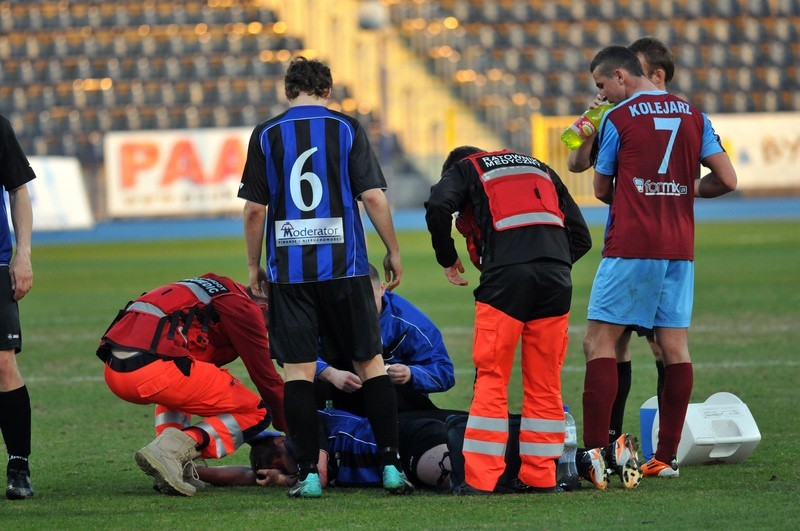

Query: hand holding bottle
561,95,614,150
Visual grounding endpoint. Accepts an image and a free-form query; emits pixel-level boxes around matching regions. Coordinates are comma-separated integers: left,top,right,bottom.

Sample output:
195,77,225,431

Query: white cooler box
639,392,761,466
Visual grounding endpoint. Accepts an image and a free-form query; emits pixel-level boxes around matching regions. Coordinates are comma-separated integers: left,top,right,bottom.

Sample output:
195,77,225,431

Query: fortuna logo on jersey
275,217,344,247
633,177,688,196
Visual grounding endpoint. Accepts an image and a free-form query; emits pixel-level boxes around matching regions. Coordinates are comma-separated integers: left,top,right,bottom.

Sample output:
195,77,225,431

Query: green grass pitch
4,220,799,528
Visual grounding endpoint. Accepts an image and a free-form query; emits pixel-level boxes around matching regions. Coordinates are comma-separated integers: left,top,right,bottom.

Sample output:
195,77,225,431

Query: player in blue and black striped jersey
239,57,409,498
0,115,35,500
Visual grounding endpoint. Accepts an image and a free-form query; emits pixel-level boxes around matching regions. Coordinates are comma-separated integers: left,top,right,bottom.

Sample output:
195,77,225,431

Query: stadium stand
0,0,422,210
1,0,797,210
387,0,800,154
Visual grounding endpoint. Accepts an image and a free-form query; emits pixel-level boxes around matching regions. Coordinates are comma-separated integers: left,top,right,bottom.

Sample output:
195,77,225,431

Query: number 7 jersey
238,105,387,283
594,91,725,260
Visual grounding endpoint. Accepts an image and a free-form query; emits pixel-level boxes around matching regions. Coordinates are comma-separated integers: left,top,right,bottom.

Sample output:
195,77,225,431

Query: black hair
590,46,645,78
441,146,483,174
249,436,291,472
284,56,333,100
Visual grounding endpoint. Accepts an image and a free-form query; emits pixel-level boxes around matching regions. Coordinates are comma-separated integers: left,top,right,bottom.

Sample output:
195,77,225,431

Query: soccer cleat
577,447,608,490
509,478,565,494
287,472,323,498
6,469,34,500
382,465,415,495
642,457,680,478
451,482,493,496
604,433,642,489
135,427,201,497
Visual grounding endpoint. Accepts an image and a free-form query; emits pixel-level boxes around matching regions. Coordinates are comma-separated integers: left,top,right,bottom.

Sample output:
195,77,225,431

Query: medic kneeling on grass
96,273,285,496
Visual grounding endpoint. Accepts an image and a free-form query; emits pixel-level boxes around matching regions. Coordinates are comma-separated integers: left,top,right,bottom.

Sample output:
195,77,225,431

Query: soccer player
239,57,410,497
425,146,592,494
315,263,455,415
581,46,737,482
568,36,675,449
0,115,35,501
193,408,454,492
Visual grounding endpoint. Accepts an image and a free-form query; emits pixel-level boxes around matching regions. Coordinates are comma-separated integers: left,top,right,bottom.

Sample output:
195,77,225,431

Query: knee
0,351,23,389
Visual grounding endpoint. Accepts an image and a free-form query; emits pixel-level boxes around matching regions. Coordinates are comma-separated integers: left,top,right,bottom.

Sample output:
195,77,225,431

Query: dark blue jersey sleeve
380,292,455,395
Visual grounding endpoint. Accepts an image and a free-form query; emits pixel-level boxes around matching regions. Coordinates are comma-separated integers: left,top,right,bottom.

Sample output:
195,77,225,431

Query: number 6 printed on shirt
290,147,323,211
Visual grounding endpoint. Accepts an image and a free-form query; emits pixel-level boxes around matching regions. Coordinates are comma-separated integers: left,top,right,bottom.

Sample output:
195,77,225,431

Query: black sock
0,386,31,473
609,362,631,442
655,360,665,410
361,375,400,468
284,380,319,479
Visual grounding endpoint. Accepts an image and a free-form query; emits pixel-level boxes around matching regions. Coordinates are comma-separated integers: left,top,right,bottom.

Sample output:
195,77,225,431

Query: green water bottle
560,102,614,150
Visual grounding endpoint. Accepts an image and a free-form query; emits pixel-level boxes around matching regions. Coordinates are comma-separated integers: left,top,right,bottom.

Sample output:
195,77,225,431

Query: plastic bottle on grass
560,102,614,150
556,405,580,491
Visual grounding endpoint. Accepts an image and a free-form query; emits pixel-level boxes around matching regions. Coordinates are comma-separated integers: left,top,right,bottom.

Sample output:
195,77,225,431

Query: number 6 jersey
238,105,386,283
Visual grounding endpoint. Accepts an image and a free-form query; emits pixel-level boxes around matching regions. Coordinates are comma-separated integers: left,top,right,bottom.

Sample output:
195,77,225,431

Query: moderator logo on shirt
633,177,688,196
275,217,344,247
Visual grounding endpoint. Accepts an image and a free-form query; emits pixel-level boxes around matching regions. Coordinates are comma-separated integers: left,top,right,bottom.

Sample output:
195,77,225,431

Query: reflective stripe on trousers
464,302,569,491
105,358,268,460
155,406,191,434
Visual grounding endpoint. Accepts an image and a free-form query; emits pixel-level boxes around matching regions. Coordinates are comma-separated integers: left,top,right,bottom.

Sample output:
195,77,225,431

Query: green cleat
287,472,323,498
382,465,414,495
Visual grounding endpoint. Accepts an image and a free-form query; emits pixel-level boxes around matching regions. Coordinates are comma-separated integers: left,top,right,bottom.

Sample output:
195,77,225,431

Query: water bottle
560,102,614,150
556,405,580,490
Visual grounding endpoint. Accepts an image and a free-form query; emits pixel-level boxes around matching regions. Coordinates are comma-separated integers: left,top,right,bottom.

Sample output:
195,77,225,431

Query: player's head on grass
249,434,295,476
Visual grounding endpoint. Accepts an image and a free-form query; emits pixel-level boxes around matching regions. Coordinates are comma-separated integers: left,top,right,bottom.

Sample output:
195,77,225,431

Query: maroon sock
582,358,617,448
655,363,693,463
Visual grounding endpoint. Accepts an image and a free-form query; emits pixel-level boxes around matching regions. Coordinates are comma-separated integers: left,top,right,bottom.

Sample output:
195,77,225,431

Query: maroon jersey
595,91,723,260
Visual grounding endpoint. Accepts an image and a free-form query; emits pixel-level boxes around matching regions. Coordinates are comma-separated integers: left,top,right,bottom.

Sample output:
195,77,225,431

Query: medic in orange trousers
425,147,591,493
97,272,285,496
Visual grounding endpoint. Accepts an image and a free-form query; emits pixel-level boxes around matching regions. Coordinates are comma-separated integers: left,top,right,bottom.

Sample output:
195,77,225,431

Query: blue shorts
587,258,694,329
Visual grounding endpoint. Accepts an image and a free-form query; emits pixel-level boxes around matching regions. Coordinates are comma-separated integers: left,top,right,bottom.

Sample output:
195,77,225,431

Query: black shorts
0,266,21,353
475,260,572,322
398,414,448,487
268,276,383,364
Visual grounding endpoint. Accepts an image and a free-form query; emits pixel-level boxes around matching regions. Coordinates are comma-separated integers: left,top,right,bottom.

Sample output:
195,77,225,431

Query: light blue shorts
587,258,694,329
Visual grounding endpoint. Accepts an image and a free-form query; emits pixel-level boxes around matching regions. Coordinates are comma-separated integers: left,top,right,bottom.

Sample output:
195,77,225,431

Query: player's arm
567,94,605,173
593,171,615,204
243,200,268,295
696,152,737,198
567,134,596,173
385,311,454,392
8,184,33,301
196,465,258,486
360,188,402,291
695,114,738,198
318,365,363,392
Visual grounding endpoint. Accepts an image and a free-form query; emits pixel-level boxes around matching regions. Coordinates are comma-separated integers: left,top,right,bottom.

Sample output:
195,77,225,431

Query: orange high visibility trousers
105,358,268,459
463,302,569,490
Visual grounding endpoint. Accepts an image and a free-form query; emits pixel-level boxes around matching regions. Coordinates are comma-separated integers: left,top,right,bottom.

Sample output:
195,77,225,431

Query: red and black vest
98,274,238,360
466,149,565,231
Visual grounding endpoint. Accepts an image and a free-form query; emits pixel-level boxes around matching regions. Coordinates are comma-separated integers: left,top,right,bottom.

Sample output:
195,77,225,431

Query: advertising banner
25,156,94,230
104,128,251,217
710,113,800,190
